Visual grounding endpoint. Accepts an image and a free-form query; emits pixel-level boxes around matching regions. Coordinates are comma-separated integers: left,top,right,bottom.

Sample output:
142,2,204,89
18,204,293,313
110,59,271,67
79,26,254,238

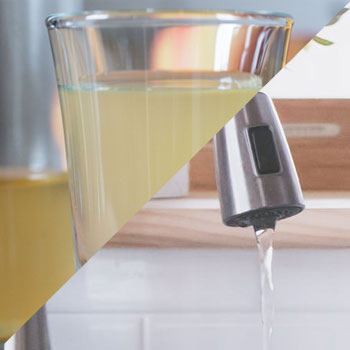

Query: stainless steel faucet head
15,306,51,350
214,92,304,231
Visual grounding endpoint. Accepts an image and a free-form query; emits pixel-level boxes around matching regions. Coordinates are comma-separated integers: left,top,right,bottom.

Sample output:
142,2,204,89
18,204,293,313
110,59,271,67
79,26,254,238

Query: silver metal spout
214,92,304,231
14,306,51,350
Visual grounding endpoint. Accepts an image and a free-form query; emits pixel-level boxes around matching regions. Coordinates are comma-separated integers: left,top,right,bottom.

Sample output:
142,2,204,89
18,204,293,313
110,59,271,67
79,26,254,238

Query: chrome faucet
14,306,51,350
214,92,305,232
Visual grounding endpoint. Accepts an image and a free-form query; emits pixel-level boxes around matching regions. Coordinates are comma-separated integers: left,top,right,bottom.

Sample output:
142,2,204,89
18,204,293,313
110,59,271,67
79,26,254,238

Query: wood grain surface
191,99,350,191
109,205,350,249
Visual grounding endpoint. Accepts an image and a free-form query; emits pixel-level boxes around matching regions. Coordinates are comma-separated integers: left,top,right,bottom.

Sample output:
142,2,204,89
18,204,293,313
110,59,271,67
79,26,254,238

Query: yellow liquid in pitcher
0,172,75,341
59,71,261,262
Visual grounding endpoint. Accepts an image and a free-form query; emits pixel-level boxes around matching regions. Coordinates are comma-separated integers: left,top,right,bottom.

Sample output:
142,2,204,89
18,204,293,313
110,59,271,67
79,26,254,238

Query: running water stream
255,228,275,350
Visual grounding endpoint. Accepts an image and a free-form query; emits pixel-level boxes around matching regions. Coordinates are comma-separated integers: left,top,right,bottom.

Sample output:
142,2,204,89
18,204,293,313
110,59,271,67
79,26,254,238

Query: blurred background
85,0,345,37
84,0,348,61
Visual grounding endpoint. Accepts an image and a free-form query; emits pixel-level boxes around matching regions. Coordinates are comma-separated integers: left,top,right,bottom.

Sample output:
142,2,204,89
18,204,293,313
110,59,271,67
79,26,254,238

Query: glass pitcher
46,10,293,265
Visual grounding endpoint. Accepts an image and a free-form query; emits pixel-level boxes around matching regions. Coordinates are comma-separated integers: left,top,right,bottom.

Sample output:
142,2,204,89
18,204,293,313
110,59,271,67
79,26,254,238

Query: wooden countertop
109,191,350,249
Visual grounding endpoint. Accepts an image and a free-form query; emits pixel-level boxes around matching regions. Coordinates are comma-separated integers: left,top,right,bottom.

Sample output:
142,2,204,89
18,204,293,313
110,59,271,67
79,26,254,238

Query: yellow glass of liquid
0,99,75,342
46,10,293,264
0,171,74,342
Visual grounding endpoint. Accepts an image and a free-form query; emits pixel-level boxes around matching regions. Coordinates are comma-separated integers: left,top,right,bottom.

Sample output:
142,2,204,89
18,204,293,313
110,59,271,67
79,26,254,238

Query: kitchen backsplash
24,248,350,350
